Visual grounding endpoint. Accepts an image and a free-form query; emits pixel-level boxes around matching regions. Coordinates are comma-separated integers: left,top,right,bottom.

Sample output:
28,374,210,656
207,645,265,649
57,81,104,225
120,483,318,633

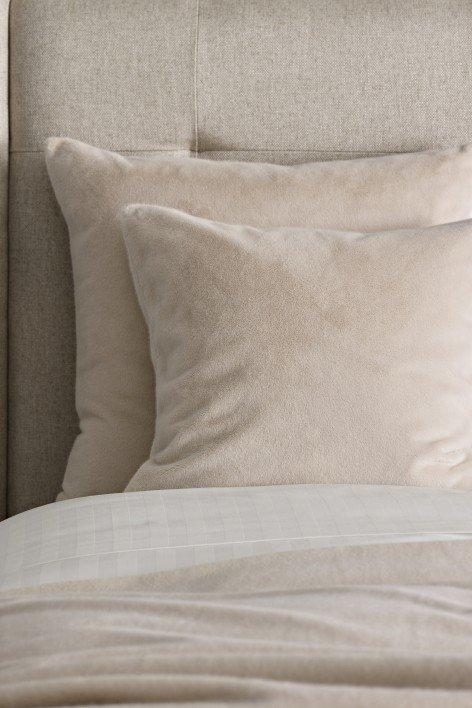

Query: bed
2,1,472,705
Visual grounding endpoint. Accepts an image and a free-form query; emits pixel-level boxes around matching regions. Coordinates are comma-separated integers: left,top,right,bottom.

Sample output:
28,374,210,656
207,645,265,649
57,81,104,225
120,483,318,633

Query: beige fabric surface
9,0,196,152
198,0,472,155
123,208,472,491
9,1,472,155
2,540,472,705
46,139,472,499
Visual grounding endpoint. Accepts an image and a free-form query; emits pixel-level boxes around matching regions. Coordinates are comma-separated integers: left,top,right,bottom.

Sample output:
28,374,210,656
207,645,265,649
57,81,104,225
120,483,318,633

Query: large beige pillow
122,206,472,491
46,139,472,498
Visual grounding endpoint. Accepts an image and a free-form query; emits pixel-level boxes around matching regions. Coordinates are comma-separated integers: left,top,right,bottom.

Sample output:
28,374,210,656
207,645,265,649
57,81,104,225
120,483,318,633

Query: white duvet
1,483,472,591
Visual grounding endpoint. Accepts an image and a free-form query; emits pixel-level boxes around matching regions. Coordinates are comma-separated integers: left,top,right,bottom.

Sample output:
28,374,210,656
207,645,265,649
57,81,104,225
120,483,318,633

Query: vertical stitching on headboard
193,0,200,156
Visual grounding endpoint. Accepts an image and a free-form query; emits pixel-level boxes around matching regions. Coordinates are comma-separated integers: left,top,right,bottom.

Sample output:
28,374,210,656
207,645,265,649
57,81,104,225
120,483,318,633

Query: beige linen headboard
1,0,472,518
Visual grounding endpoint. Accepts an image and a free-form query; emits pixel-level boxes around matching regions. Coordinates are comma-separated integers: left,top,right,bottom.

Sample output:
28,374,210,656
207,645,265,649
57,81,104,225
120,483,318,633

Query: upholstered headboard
1,0,472,518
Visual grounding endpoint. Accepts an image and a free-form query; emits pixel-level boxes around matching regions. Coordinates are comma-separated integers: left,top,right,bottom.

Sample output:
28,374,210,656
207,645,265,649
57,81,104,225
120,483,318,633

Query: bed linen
122,207,472,491
1,484,472,592
45,138,472,502
3,538,472,706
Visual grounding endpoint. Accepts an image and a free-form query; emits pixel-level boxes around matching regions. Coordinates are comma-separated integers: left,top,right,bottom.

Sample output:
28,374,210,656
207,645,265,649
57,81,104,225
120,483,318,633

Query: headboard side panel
0,0,9,520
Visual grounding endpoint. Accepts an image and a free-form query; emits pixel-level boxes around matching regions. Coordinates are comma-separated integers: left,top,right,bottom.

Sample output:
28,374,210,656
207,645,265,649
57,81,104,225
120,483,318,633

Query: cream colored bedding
2,539,472,706
122,207,472,491
2,484,472,591
45,138,472,500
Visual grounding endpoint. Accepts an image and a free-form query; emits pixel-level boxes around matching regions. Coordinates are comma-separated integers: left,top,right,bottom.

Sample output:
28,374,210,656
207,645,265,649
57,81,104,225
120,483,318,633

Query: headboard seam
10,148,398,156
193,0,200,155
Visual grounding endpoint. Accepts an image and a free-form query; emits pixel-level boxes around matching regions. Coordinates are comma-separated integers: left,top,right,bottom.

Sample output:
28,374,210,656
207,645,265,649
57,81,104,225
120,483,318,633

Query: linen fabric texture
46,138,472,497
122,206,472,490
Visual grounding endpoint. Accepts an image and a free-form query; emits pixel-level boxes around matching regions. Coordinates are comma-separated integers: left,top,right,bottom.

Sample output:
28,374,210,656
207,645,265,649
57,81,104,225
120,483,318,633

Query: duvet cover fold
2,539,472,706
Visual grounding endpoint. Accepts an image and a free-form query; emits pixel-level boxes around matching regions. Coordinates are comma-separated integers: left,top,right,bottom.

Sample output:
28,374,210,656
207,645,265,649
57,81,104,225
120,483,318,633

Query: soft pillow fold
121,206,472,491
45,138,472,497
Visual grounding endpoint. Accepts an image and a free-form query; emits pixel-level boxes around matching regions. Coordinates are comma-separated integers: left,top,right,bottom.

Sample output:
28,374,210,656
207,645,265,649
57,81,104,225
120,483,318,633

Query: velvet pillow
46,138,472,498
122,206,472,491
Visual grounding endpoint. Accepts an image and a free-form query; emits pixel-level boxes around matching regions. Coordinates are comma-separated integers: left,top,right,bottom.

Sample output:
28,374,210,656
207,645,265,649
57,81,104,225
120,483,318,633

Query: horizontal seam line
4,531,472,572
189,148,391,154
9,148,195,155
9,147,393,155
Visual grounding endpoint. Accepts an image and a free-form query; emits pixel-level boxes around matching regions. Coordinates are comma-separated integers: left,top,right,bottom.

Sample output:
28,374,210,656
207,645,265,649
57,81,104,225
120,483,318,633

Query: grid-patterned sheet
1,484,472,590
